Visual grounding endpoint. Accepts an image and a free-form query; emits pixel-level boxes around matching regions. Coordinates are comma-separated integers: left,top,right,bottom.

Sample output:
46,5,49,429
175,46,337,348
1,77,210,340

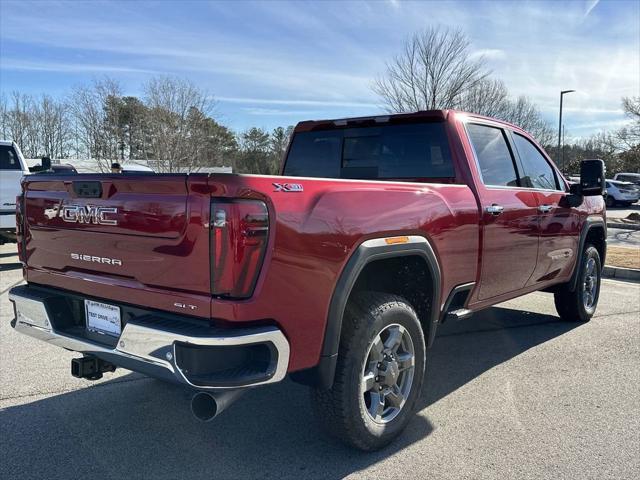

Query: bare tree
373,27,555,145
0,93,8,140
4,92,38,156
622,96,640,119
373,26,489,112
504,96,555,145
70,77,123,171
144,76,215,172
615,96,640,150
37,95,72,158
460,81,554,145
458,79,510,118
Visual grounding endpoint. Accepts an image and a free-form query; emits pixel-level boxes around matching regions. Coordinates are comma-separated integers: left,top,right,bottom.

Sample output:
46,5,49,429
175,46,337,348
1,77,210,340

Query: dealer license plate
85,300,121,336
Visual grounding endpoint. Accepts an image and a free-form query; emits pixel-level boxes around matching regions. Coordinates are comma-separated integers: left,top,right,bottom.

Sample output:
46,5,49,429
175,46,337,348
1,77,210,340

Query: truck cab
0,141,29,242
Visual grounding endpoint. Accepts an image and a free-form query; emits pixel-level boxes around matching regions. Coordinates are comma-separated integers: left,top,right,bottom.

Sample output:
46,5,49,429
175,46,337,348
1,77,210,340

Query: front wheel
554,244,602,322
311,292,426,451
605,196,615,208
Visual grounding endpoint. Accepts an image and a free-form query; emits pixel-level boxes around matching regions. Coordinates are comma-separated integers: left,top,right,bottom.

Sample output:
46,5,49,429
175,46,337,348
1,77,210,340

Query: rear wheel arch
291,235,442,389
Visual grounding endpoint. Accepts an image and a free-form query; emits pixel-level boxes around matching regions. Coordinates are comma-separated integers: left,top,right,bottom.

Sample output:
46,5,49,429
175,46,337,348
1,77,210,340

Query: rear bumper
9,285,290,390
0,209,16,230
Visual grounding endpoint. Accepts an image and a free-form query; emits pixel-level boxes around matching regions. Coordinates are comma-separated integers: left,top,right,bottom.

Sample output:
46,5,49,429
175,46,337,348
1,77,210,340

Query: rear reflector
384,236,409,245
211,199,269,299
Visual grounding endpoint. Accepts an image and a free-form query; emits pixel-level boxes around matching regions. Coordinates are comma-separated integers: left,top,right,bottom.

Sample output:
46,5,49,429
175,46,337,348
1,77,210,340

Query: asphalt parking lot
607,227,640,248
1,243,639,480
607,203,640,220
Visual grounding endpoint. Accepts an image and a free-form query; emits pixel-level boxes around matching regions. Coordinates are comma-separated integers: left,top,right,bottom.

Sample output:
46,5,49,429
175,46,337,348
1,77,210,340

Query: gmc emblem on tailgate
45,205,118,225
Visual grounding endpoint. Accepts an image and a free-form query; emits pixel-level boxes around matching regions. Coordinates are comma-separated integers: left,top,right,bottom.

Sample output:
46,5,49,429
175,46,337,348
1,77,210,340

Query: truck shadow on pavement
0,306,578,480
0,262,22,272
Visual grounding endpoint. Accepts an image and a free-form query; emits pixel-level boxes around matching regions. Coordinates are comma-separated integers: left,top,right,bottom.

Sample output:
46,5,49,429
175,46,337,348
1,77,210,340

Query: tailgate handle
73,181,102,198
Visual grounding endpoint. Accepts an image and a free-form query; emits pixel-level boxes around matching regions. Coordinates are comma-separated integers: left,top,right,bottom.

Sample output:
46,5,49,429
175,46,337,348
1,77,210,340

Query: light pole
557,89,575,173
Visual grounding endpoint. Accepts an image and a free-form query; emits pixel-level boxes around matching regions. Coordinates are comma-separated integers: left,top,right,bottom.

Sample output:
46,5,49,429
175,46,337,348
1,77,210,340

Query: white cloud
470,48,506,61
570,119,630,132
218,97,378,108
0,0,637,136
387,0,402,10
584,0,600,18
242,107,319,116
0,58,157,74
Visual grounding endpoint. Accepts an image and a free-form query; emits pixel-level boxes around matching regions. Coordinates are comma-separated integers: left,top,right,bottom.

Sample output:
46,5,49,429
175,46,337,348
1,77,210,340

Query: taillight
15,194,25,262
211,199,269,298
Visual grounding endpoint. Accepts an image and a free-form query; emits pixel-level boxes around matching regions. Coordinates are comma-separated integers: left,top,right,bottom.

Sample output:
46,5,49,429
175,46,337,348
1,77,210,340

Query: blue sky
0,0,638,138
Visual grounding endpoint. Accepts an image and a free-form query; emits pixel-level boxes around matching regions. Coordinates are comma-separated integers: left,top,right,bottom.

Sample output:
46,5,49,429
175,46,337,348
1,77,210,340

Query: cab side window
466,123,519,187
0,145,21,170
512,134,560,191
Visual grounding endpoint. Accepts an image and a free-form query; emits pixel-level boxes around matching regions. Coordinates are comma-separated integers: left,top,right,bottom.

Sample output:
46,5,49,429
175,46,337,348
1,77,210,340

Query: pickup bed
9,110,606,450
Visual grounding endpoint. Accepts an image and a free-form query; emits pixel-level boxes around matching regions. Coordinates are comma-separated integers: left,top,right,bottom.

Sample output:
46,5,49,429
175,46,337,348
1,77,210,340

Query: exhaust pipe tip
190,389,245,422
191,392,219,422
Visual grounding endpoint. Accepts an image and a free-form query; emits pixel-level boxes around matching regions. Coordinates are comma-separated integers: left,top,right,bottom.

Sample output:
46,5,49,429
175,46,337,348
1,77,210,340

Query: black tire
554,244,602,322
311,292,426,451
605,196,615,208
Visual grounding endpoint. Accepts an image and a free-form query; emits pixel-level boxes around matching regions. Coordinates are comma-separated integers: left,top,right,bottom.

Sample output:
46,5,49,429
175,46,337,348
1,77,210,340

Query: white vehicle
0,141,29,240
613,172,640,187
605,179,639,207
121,164,154,174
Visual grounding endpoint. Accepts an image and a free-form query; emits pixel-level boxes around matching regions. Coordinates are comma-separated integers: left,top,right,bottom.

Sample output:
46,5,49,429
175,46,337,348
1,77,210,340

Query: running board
444,308,473,322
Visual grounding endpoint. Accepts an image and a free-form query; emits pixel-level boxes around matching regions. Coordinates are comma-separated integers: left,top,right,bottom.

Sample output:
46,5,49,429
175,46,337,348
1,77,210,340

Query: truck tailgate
21,174,212,317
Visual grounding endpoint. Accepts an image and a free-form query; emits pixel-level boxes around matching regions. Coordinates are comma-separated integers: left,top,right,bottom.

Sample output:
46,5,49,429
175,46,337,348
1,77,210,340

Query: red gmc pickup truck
9,110,606,451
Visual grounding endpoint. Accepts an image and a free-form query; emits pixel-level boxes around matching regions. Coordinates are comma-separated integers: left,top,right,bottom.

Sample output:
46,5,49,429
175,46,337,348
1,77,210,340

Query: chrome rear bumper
9,285,290,390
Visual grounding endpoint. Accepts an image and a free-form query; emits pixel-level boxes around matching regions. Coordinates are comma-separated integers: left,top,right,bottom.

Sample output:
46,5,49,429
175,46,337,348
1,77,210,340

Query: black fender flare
292,235,442,389
569,217,606,292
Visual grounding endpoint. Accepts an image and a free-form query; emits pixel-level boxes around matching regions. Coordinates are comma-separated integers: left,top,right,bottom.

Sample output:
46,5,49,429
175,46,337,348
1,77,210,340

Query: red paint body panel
205,174,479,370
19,110,605,373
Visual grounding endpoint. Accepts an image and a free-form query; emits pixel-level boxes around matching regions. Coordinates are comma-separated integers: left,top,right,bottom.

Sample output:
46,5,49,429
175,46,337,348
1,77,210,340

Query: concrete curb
603,265,640,281
607,222,640,231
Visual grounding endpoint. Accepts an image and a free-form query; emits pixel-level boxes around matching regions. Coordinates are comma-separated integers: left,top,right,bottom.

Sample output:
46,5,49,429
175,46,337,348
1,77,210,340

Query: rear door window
466,123,519,187
284,122,454,180
0,145,21,170
512,134,561,191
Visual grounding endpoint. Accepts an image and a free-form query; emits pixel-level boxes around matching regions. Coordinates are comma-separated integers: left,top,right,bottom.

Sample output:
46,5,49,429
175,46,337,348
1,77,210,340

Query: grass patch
606,246,640,270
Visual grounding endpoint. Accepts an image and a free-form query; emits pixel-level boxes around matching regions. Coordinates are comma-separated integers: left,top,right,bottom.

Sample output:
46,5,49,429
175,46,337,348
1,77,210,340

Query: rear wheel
554,244,602,322
605,196,615,208
311,292,426,451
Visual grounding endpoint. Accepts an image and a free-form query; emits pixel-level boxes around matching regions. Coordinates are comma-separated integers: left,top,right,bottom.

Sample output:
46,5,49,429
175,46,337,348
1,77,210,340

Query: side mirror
41,156,52,171
564,182,584,207
580,159,606,196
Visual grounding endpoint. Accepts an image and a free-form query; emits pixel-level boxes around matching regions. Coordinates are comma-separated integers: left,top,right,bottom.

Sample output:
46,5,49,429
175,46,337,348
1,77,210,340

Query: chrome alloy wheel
360,324,415,424
583,257,598,309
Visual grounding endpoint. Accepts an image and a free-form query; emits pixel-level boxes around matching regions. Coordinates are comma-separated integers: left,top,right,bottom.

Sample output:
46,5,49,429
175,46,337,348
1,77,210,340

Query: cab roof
293,109,523,133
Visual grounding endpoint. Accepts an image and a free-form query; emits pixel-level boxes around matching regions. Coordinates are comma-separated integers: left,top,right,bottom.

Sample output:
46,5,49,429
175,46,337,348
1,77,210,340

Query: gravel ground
0,243,638,480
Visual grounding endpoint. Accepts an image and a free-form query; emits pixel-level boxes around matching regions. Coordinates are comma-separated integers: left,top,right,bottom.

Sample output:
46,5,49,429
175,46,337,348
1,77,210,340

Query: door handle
485,204,504,216
538,204,553,213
